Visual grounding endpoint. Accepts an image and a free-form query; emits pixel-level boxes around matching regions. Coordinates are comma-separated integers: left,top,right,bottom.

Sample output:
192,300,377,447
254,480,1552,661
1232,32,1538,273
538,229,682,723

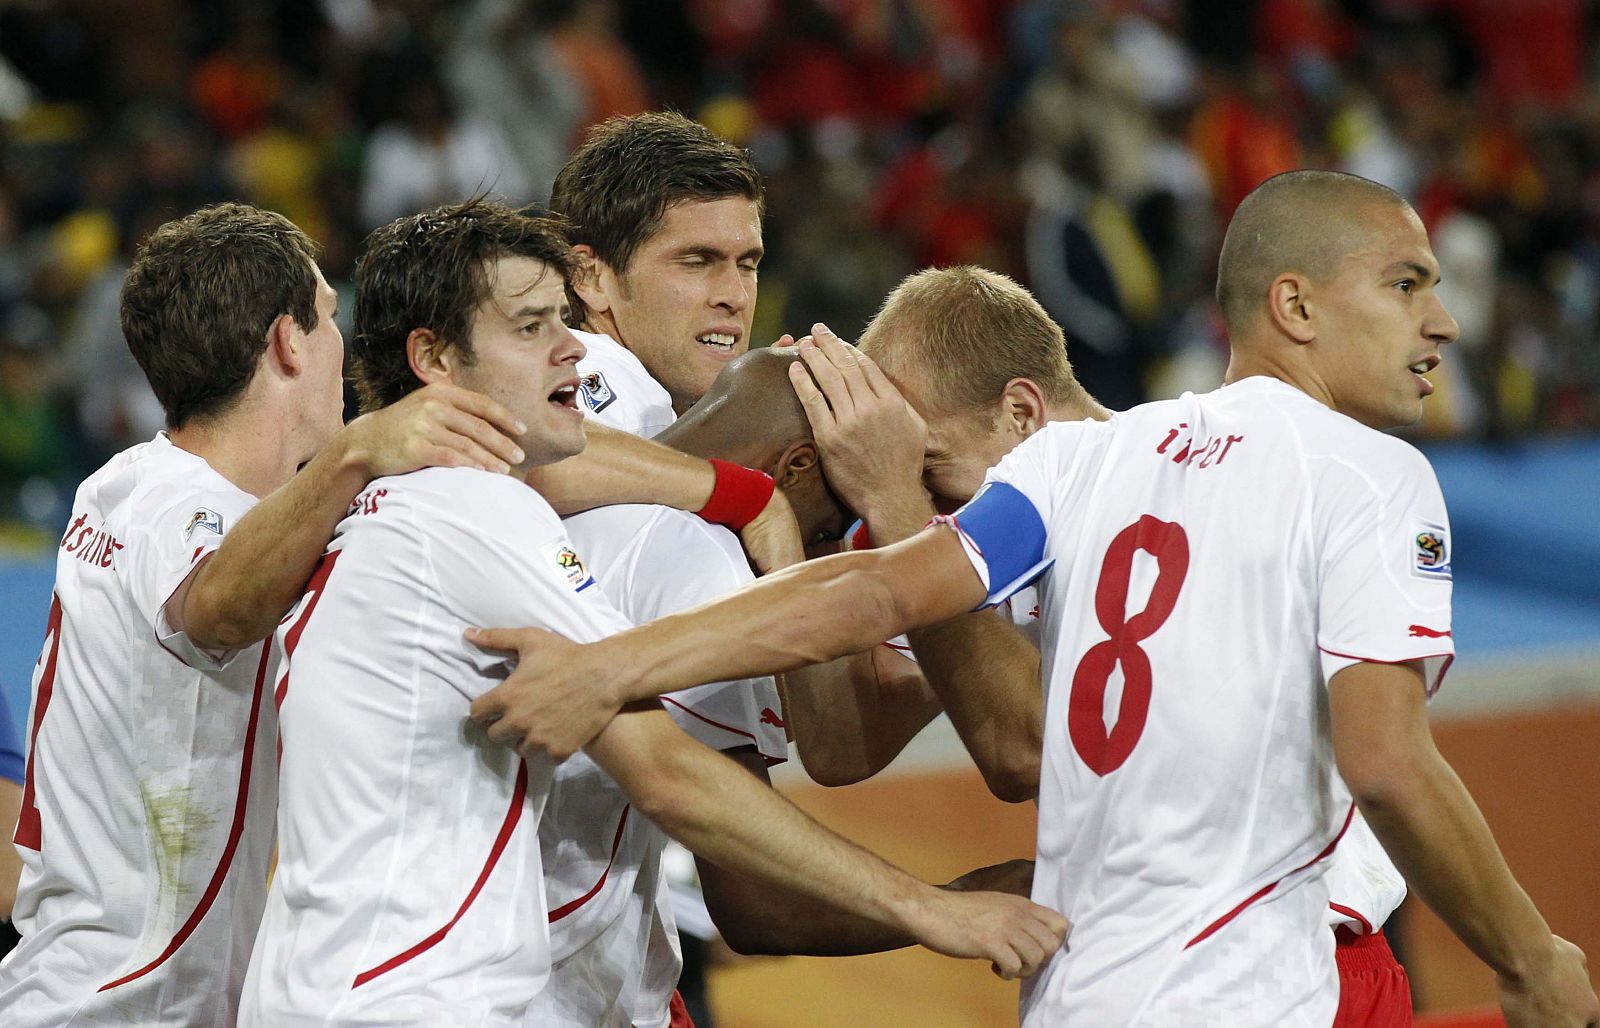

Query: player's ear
1267,272,1316,344
407,327,455,385
773,440,818,490
569,245,613,316
265,312,304,377
1000,378,1049,439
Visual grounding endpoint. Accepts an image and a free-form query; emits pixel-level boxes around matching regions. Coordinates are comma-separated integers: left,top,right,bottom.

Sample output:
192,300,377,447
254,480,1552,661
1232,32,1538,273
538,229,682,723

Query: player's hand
907,887,1068,980
789,323,932,537
465,626,620,763
342,383,526,477
737,486,807,574
943,858,1035,898
1498,935,1600,1028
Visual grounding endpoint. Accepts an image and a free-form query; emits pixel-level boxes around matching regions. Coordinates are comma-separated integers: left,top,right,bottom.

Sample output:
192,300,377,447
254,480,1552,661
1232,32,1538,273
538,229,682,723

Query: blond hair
859,266,1085,414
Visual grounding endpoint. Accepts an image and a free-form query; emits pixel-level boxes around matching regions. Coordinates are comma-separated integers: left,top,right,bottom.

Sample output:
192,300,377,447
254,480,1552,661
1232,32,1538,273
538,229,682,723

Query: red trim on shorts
549,806,632,923
352,761,530,989
99,643,272,993
1329,901,1375,935
669,989,696,1028
1185,803,1355,950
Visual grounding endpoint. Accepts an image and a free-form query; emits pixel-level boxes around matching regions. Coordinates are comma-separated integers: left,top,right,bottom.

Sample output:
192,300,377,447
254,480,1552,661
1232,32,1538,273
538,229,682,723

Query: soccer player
791,266,1415,1025
469,172,1599,1028
238,200,1067,1026
552,111,763,424
535,346,1032,1026
0,203,527,1026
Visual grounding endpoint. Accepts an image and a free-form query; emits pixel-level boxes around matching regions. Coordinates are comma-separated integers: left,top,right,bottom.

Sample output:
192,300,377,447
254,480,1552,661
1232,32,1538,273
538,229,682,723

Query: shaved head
1216,171,1411,332
656,347,811,470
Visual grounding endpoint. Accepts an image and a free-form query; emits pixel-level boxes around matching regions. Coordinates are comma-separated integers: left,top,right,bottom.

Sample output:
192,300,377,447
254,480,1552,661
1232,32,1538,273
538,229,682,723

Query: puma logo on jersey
578,371,616,413
759,707,786,728
1408,624,1452,639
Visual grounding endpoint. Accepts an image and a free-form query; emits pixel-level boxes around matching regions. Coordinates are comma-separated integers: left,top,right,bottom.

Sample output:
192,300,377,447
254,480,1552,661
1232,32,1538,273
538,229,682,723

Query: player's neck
1223,345,1334,410
580,310,622,348
167,402,306,499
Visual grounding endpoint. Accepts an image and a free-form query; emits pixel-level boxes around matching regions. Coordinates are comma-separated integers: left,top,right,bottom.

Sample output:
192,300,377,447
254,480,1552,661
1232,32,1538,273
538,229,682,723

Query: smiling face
585,196,762,412
450,255,587,469
1308,204,1460,429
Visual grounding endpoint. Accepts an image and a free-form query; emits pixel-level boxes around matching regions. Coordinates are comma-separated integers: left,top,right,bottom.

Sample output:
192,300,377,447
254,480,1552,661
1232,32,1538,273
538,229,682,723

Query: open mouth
548,383,579,410
1408,355,1440,376
697,332,739,355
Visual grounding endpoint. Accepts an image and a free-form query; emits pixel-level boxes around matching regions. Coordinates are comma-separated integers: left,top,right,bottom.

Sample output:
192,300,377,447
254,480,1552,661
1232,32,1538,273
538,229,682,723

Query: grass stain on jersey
140,781,220,908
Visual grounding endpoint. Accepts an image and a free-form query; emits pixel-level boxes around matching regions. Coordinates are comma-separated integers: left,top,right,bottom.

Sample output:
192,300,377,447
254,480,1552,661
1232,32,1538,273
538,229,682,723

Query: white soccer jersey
238,468,633,1028
527,503,786,1028
0,433,277,1027
946,377,1453,1027
575,329,677,439
1323,813,1407,934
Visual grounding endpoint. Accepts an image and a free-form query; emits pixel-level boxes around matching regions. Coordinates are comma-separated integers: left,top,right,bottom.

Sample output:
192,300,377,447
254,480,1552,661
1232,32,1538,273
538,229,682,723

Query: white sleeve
1314,445,1455,695
135,488,261,671
422,474,634,699
1324,812,1407,932
605,511,787,762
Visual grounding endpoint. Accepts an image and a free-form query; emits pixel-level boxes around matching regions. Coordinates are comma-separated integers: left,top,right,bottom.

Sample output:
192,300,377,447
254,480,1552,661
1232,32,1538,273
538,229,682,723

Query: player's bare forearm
0,777,22,919
175,384,524,650
523,420,715,515
1329,662,1590,1011
784,648,942,787
907,611,1043,803
469,527,987,762
591,714,1068,975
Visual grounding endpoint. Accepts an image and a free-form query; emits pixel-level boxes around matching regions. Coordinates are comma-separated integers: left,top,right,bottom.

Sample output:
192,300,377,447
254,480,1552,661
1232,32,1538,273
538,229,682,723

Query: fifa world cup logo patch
579,371,616,413
1411,521,1451,580
544,542,597,593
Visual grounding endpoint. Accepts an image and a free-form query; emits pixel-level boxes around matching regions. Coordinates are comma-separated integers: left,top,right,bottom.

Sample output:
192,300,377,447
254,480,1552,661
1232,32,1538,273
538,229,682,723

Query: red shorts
1333,926,1413,1027
669,990,696,1028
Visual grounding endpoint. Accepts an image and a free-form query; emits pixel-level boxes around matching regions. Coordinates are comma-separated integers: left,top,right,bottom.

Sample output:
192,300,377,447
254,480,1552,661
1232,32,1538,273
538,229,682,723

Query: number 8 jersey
943,377,1454,1028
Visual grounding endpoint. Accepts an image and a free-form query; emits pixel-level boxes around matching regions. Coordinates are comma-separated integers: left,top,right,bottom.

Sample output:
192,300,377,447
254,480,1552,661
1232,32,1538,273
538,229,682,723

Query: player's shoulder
107,434,254,533
384,466,559,528
579,503,749,583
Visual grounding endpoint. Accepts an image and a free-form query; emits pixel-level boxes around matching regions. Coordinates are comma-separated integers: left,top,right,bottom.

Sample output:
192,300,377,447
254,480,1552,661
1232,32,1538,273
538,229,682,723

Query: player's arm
0,775,20,920
524,419,799,572
693,746,1034,955
781,647,945,787
471,525,986,761
168,383,524,651
792,327,1045,800
585,705,1066,976
1330,662,1598,1028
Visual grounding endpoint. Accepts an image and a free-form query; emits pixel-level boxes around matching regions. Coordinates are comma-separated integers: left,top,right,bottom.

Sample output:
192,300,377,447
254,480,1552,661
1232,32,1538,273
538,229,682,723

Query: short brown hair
121,203,321,429
549,111,764,276
859,267,1085,414
351,199,576,413
1216,170,1409,329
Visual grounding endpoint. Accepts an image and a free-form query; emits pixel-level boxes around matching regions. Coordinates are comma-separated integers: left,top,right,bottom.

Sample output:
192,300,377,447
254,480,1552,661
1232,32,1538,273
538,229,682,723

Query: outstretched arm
587,707,1065,976
1330,661,1598,1028
693,746,1035,955
781,647,944,787
470,525,986,760
169,383,525,651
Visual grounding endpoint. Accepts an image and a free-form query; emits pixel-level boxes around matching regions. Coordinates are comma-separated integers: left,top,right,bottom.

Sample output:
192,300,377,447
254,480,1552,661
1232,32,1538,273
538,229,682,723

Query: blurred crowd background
2,0,1599,539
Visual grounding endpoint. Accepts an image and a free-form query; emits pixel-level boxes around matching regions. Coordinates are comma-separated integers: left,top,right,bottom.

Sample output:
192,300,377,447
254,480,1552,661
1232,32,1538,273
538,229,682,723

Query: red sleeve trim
1185,803,1355,950
99,644,273,993
1318,647,1454,695
352,761,531,989
1328,901,1374,935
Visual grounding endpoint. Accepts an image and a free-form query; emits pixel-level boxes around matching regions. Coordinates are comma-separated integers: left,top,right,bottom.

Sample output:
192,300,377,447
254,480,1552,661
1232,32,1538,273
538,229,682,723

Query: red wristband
695,459,775,531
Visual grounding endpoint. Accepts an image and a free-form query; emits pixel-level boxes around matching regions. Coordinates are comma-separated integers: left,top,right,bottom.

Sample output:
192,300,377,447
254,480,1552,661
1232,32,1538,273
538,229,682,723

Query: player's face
456,256,587,468
301,264,346,451
605,196,762,413
1312,205,1459,429
891,367,1019,507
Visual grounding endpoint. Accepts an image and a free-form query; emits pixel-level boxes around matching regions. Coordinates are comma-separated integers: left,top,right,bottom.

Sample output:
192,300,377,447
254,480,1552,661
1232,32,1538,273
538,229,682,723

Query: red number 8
1068,516,1189,776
